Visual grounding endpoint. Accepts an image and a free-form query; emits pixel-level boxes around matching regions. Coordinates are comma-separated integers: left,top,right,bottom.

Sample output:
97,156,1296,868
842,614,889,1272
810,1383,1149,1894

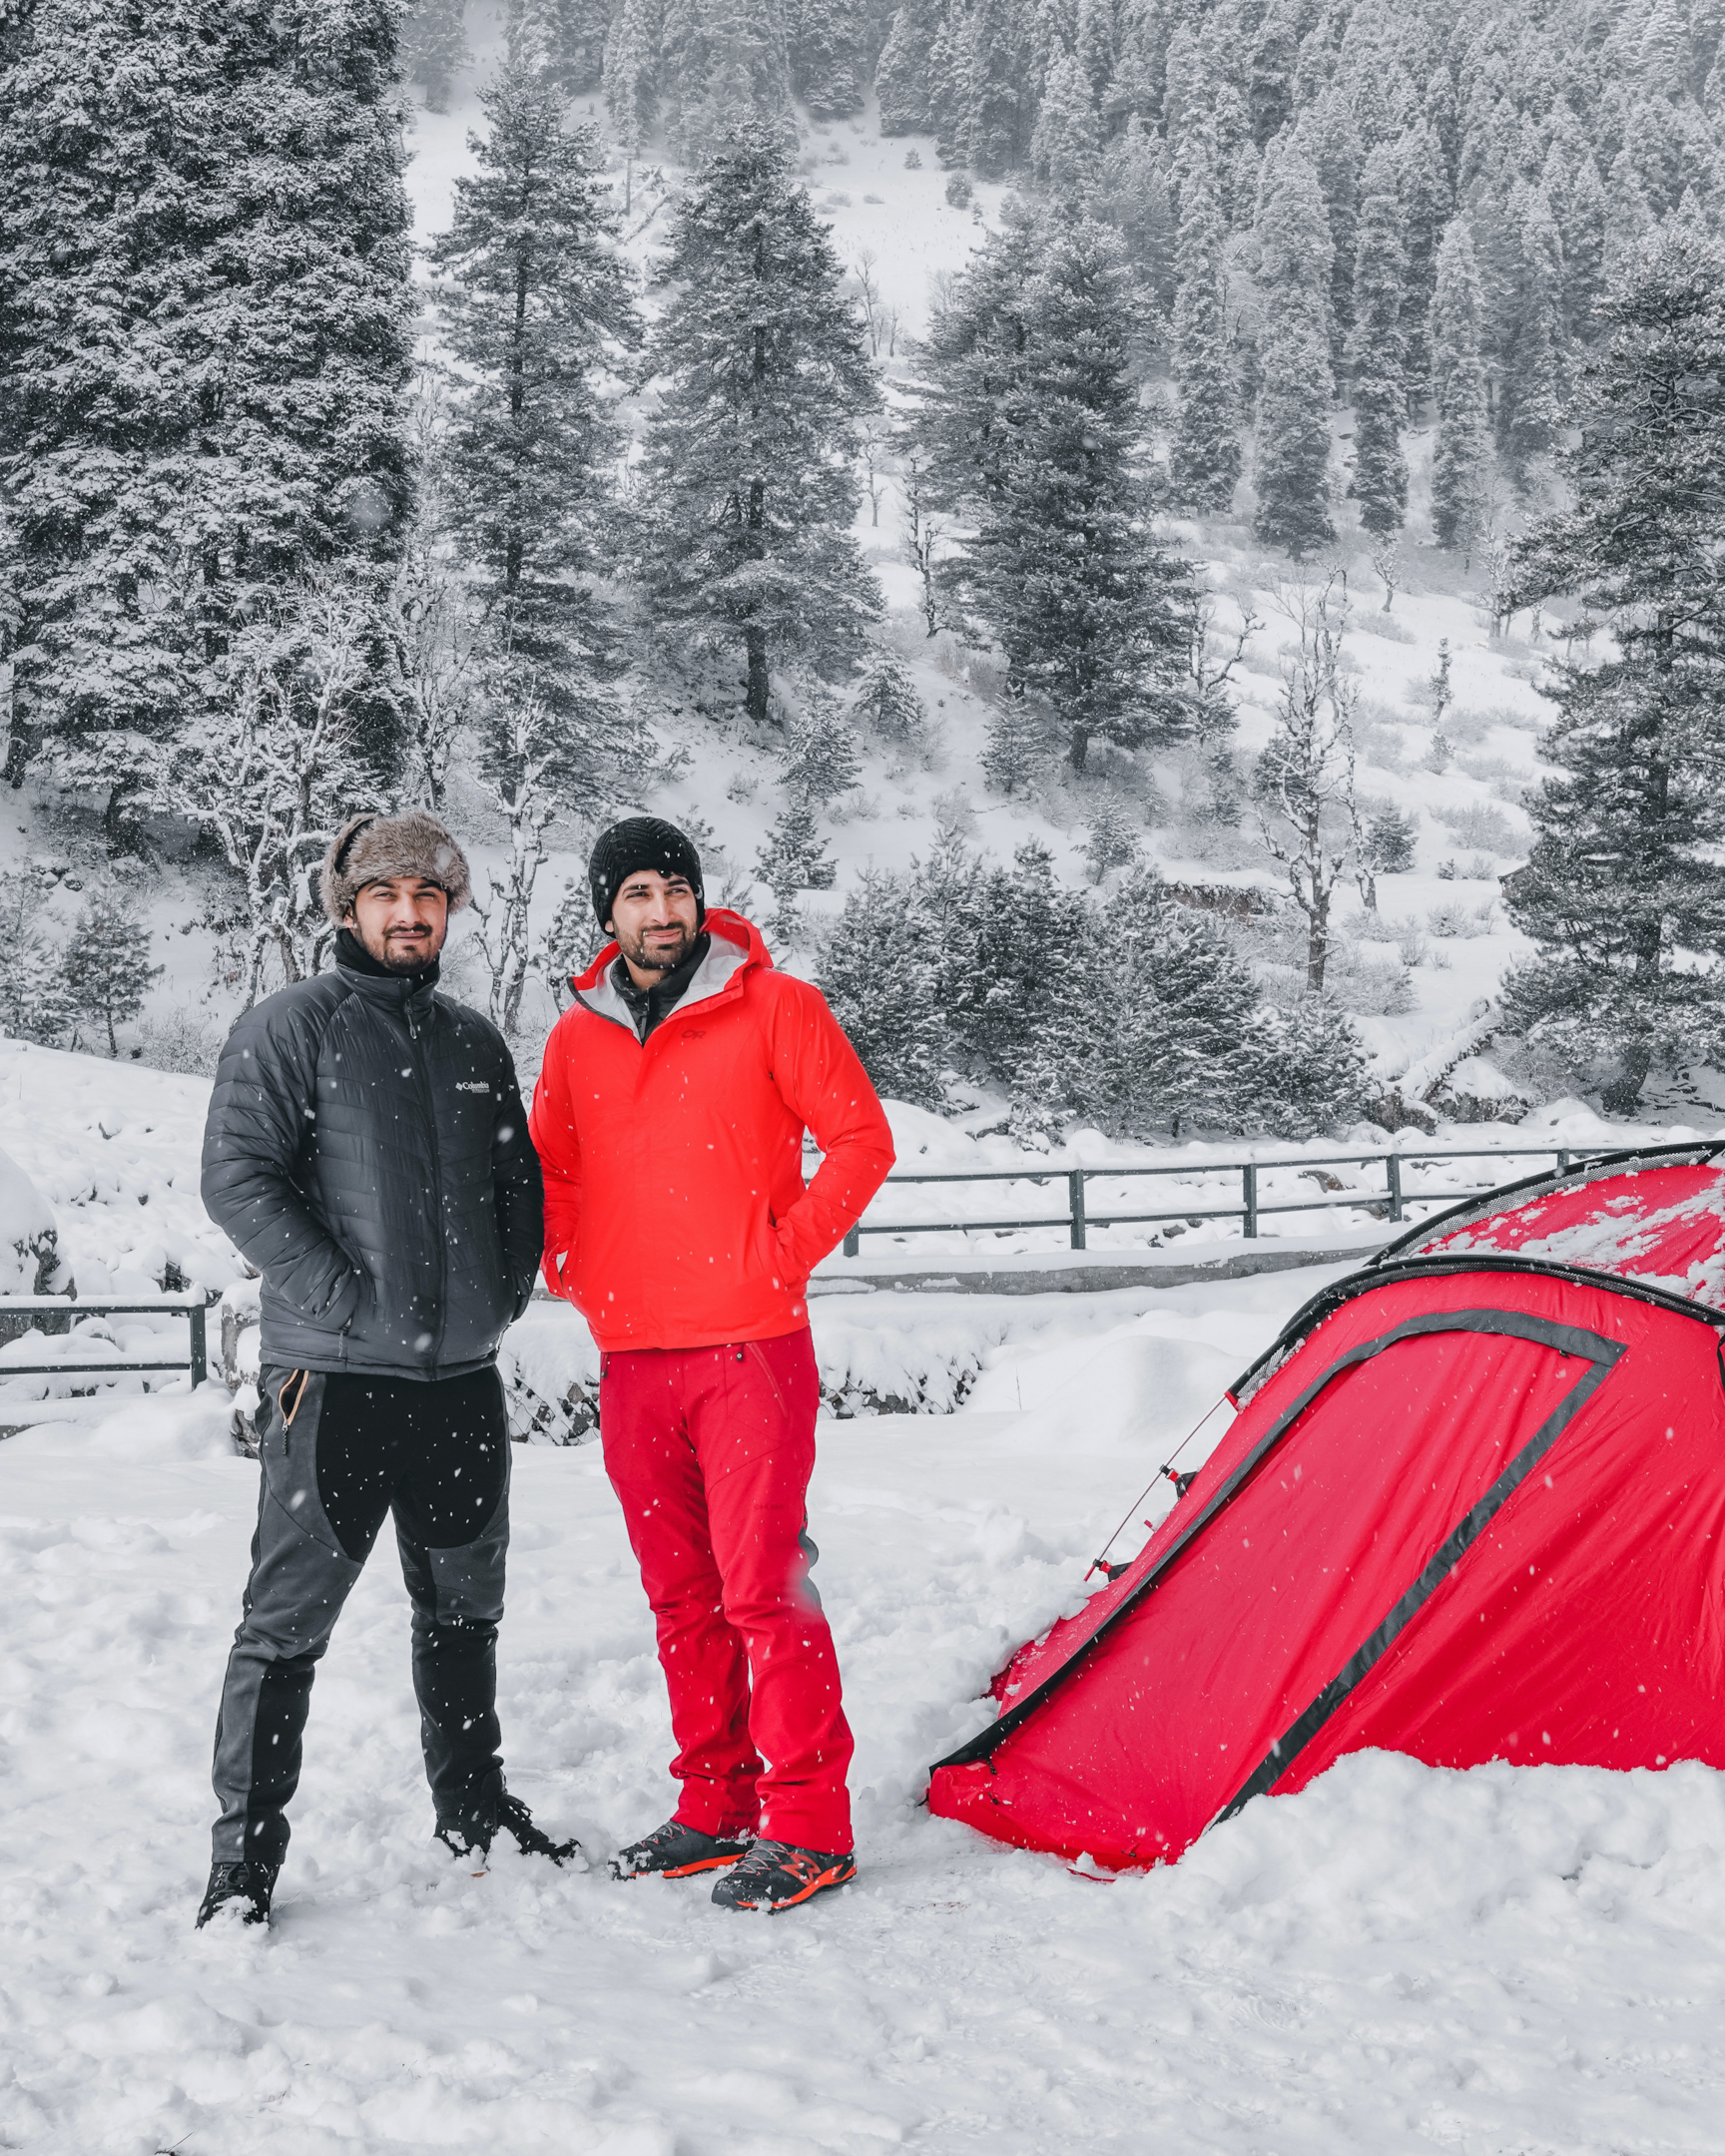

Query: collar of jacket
611,929,712,1039
571,907,764,1037
334,930,441,1027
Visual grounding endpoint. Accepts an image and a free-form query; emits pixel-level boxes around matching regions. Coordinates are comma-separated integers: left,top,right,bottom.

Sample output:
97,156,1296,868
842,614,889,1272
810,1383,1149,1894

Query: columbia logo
455,1081,490,1094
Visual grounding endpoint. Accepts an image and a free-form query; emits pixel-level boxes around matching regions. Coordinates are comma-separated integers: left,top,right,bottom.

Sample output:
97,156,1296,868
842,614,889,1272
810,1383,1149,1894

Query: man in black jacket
197,810,569,1927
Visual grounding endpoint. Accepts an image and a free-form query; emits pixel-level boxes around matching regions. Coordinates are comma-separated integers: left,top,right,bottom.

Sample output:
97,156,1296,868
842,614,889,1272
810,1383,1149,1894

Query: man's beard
365,928,441,973
616,921,698,974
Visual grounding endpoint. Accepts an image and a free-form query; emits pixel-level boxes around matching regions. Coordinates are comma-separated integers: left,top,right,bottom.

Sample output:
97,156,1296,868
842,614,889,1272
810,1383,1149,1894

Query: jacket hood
572,907,771,997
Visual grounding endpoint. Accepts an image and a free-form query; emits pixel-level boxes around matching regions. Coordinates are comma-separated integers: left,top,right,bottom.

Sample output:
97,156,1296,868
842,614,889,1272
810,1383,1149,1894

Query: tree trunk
746,626,771,726
3,709,28,788
1307,894,1330,991
1601,1038,1652,1115
1067,723,1090,775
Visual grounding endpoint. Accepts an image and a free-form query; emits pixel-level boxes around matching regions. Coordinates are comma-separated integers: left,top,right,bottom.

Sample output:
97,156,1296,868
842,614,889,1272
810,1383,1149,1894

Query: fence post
1387,1154,1404,1223
843,1225,861,1259
1555,1149,1571,1176
1242,1162,1258,1239
189,1301,208,1387
1068,1170,1087,1251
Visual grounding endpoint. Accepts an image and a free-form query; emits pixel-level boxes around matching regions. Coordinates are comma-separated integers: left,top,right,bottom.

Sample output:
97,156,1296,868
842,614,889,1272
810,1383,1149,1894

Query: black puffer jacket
202,958,543,1380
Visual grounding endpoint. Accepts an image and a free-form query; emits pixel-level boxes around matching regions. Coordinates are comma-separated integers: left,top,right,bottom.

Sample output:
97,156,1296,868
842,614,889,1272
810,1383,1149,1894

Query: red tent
927,1147,1725,1871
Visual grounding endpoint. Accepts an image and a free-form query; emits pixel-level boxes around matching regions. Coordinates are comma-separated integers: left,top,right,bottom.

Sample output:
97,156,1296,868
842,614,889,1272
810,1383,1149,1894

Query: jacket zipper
406,982,446,1368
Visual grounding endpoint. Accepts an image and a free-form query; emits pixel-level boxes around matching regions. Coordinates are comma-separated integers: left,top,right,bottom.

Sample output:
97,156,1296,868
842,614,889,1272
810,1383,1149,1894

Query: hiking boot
436,1788,581,1868
610,1819,752,1881
710,1839,857,1912
496,1791,581,1866
196,1860,279,1928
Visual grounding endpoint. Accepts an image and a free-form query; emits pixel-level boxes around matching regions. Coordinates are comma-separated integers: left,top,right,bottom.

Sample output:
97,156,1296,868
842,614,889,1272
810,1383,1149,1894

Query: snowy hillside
370,53,1567,1098
0,11,1607,1128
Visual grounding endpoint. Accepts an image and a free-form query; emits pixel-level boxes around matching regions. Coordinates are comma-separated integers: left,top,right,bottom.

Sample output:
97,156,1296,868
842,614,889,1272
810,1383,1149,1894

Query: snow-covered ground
6,1042,1725,2148
8,1282,1725,2153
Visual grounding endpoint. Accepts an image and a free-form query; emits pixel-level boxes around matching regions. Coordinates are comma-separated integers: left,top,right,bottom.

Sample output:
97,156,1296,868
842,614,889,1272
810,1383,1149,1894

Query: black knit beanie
588,815,706,929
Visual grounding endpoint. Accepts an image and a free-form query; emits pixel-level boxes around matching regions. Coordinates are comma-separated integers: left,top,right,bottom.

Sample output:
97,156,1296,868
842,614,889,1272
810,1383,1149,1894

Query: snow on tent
927,1146,1725,1871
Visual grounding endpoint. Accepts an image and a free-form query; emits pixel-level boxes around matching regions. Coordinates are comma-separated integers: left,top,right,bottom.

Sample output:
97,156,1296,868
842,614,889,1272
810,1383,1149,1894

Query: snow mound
0,1143,56,1295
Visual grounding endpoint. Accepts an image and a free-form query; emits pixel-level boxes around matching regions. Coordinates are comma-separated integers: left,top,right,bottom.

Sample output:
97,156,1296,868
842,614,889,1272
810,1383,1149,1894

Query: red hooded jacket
528,910,894,1351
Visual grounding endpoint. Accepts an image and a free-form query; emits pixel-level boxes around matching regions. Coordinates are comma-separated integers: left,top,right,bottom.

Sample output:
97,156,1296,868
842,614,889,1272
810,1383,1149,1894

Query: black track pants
211,1364,512,1867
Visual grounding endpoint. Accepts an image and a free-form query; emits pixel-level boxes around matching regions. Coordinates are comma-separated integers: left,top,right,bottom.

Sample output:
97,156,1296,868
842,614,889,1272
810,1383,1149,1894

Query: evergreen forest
4,0,1725,1138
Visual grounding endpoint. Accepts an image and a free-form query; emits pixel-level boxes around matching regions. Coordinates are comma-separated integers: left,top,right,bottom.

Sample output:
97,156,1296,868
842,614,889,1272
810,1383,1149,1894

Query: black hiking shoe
436,1787,581,1868
710,1840,857,1912
196,1860,279,1928
610,1819,752,1881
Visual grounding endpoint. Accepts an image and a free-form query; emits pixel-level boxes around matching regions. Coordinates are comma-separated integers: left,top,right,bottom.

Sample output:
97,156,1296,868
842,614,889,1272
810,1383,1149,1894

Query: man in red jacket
530,816,894,1911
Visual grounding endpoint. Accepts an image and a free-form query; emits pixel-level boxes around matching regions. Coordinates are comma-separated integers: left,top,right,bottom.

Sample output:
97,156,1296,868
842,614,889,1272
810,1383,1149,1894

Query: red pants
599,1329,854,1854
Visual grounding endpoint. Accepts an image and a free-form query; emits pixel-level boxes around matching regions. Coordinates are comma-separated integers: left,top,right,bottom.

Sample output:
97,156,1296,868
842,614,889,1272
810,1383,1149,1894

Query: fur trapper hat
319,810,472,923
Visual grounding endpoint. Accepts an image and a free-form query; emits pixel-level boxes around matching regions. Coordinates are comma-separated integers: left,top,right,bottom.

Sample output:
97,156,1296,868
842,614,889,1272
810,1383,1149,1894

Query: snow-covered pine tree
853,649,928,746
1092,117,1177,310
1502,233,1725,1113
512,0,610,94
1496,181,1565,487
874,0,942,134
638,126,881,726
0,0,414,838
426,52,637,795
659,0,794,166
818,867,947,1107
1555,148,1607,339
1302,90,1362,375
602,0,661,149
966,837,1093,1100
783,683,862,803
1077,868,1264,1139
1168,125,1242,514
1252,147,1336,555
1430,217,1490,553
915,211,1192,775
1030,47,1102,206
1082,795,1141,880
404,0,469,109
1396,118,1450,398
981,692,1054,795
64,887,162,1057
1074,0,1111,101
1251,993,1368,1138
1248,0,1298,147
0,883,78,1048
756,798,838,897
787,0,865,118
1348,144,1409,537
952,0,1032,178
1603,146,1656,284
531,874,605,1010
1362,801,1418,874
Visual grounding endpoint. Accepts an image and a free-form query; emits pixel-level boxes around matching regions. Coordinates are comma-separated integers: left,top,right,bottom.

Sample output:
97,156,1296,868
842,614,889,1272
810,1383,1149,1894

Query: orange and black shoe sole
614,1849,750,1880
727,1857,859,1911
